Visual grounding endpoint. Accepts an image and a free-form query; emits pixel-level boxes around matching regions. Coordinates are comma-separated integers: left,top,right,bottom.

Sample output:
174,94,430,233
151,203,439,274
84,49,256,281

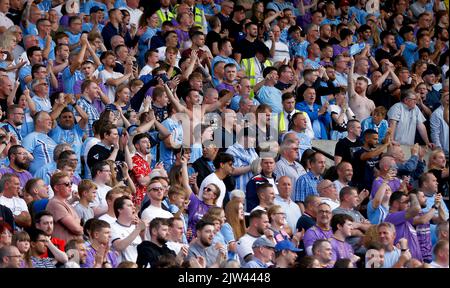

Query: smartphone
180,147,185,157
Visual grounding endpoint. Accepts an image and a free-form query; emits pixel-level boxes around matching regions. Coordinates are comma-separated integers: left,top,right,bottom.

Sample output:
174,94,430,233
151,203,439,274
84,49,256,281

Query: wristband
432,204,438,210
401,248,408,252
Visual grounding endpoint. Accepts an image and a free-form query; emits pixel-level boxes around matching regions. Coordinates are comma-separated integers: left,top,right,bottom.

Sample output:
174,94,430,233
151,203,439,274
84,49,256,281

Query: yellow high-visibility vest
156,9,175,27
240,57,272,98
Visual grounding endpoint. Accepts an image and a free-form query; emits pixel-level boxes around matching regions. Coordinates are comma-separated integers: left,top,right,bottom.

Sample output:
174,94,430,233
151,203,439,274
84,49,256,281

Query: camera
114,161,125,181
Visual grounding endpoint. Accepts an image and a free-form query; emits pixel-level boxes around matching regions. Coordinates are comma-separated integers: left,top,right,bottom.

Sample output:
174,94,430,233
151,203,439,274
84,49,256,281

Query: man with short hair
0,105,25,143
351,129,390,191
252,183,276,212
312,239,333,268
303,202,333,256
237,210,270,263
34,211,66,260
0,245,22,268
296,195,320,233
367,180,392,225
385,191,423,261
110,195,147,263
131,133,153,207
430,240,449,268
388,89,432,147
90,161,113,217
98,188,125,224
29,228,68,268
244,236,275,268
82,219,119,268
246,157,278,212
0,173,31,229
46,172,83,242
274,176,302,233
64,239,88,267
329,214,358,266
186,219,225,268
257,67,283,114
76,80,102,137
317,180,339,211
22,111,57,176
166,217,188,254
333,161,353,193
137,217,187,268
141,179,174,239
294,152,327,212
0,145,33,190
377,222,412,268
199,152,234,208
275,139,306,193
387,143,426,180
348,57,375,121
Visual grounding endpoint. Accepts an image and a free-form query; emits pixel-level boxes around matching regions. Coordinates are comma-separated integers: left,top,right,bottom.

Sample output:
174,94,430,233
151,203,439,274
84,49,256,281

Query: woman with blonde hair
428,149,449,198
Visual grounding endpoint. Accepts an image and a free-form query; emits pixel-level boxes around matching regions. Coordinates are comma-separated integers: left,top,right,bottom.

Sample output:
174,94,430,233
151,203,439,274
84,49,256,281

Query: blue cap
275,240,302,252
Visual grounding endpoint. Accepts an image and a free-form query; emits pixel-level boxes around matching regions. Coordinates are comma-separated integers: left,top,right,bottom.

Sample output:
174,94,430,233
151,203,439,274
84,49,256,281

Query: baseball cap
275,240,302,252
90,6,104,14
252,236,275,249
340,0,350,6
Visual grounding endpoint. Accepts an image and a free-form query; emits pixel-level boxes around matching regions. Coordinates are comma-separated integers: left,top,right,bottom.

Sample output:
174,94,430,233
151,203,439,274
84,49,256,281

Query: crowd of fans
0,0,448,269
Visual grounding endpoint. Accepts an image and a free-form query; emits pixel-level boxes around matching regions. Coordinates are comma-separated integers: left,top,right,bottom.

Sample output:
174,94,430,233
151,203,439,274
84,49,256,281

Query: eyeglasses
57,182,72,187
204,187,213,192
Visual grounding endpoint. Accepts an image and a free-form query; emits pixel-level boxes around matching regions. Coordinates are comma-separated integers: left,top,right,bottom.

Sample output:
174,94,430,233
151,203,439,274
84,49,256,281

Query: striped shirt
226,143,258,192
31,256,56,268
22,132,57,176
274,157,306,194
293,171,322,203
76,96,100,137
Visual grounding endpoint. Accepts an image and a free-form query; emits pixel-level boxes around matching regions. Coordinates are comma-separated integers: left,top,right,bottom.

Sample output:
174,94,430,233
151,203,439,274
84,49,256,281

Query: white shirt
320,197,340,211
90,182,112,214
125,6,143,27
429,261,449,268
0,12,14,30
274,195,302,233
333,180,348,195
99,69,126,103
0,196,28,216
110,221,142,263
141,205,173,240
199,173,227,207
98,213,116,225
264,40,290,64
138,64,155,78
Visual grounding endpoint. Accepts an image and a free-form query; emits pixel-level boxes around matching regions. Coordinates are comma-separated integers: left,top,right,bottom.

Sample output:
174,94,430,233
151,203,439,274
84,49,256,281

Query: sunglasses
204,187,213,192
57,182,72,187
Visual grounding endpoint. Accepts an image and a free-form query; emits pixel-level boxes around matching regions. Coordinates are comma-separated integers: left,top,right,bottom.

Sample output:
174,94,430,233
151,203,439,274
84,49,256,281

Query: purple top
370,177,401,199
384,211,423,261
187,193,212,238
329,237,355,266
81,243,119,268
332,44,350,58
0,167,33,191
415,211,432,263
303,225,333,253
215,82,235,93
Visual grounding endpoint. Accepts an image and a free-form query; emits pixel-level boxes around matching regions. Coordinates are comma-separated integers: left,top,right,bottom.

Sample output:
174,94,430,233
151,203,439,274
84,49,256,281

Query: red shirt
39,237,66,258
132,153,151,206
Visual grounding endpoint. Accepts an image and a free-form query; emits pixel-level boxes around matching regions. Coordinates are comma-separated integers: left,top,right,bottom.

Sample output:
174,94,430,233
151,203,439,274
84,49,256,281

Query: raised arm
405,193,421,220
348,57,356,97
164,83,188,114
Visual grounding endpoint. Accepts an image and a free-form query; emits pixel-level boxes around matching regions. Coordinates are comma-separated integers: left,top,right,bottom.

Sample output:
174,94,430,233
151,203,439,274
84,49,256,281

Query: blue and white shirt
22,132,57,176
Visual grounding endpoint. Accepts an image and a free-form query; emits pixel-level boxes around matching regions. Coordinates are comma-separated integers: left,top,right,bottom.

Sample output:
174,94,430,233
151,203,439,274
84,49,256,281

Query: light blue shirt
66,31,81,46
211,55,240,78
62,66,84,94
256,86,283,113
367,199,389,224
49,124,85,175
226,143,258,192
160,117,183,171
38,36,56,61
22,132,57,176
32,96,52,113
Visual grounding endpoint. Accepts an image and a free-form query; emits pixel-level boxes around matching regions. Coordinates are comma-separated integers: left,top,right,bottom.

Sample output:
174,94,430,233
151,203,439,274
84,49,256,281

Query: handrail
311,145,334,161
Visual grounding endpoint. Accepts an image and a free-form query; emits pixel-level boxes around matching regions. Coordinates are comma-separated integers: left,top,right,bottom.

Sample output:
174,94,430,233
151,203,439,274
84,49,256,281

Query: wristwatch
432,204,439,210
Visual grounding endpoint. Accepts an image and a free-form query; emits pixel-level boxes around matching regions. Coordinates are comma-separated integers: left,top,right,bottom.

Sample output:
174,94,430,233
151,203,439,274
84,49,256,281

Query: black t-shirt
375,47,397,64
206,30,221,53
234,38,266,60
0,98,8,121
315,37,339,50
224,19,244,45
87,143,125,169
368,78,399,110
275,81,291,93
351,146,380,190
334,137,363,163
136,241,176,268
